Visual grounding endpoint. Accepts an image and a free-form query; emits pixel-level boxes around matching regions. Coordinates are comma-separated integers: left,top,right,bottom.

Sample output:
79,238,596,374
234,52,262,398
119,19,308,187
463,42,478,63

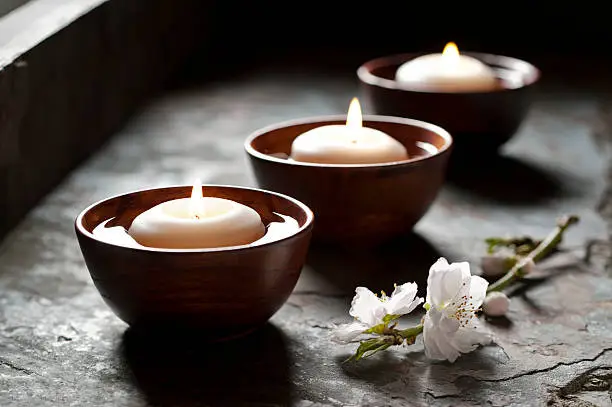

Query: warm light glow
346,97,362,128
442,42,460,57
189,179,206,219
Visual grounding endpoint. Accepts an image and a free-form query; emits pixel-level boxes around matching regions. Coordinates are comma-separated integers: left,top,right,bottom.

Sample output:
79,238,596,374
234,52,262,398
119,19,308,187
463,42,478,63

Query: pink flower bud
483,292,510,317
521,258,535,274
481,255,516,278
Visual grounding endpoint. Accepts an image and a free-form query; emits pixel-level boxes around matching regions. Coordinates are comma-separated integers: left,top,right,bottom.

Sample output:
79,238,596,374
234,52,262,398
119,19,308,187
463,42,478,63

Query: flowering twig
487,215,579,293
347,323,424,361
485,236,542,256
335,259,491,363
333,215,580,363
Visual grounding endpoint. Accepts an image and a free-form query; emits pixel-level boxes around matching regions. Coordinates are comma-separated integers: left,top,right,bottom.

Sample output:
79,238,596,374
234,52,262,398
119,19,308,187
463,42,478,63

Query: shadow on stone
484,315,514,329
446,153,566,205
306,232,444,297
338,345,500,402
424,347,500,395
337,349,426,386
120,323,292,406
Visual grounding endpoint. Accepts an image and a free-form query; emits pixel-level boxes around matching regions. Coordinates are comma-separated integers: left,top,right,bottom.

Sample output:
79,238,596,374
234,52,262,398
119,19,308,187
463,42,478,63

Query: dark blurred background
188,2,612,87
1,0,610,239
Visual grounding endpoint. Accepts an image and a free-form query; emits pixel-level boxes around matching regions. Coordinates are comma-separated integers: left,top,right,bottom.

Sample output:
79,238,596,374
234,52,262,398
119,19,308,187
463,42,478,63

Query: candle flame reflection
442,42,460,58
189,179,206,219
346,97,362,128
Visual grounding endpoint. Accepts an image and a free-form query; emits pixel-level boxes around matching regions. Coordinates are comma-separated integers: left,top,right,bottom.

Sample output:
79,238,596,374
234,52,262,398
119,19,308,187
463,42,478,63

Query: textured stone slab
0,70,610,406
0,0,29,19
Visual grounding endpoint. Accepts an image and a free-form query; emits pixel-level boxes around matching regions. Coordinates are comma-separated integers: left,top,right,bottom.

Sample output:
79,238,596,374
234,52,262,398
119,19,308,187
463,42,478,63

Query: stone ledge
0,0,210,237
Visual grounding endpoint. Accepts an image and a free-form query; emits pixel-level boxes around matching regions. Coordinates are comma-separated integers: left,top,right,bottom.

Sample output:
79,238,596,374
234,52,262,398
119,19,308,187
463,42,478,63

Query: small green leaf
361,343,392,359
382,314,401,324
485,237,507,254
364,323,386,335
398,324,424,342
423,303,430,311
515,244,534,256
486,235,546,257
347,338,392,361
363,314,402,335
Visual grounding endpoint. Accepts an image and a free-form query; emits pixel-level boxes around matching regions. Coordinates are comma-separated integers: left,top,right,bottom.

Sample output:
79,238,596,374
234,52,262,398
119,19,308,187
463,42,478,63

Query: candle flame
346,97,362,128
189,179,206,219
442,42,460,58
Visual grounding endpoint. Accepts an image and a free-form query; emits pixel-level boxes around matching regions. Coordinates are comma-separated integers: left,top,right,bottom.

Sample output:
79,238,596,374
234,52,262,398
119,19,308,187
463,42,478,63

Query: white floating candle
290,98,408,164
395,42,498,92
128,181,265,249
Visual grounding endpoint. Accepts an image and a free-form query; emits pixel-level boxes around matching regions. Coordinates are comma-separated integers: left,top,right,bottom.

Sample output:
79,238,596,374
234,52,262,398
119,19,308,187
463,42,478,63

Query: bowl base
310,228,413,248
126,321,263,343
452,132,513,154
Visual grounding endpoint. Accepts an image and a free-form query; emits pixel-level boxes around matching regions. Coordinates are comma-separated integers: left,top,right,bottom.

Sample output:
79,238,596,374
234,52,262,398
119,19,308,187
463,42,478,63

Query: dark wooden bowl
357,52,540,155
245,115,452,245
75,185,314,338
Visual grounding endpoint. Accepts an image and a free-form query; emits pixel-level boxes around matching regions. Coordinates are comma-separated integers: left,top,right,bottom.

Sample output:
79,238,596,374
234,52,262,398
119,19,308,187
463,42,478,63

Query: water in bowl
92,211,300,249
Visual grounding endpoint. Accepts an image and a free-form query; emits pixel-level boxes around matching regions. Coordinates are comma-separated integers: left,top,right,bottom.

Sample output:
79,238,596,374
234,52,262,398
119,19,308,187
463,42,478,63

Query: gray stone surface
0,0,29,18
0,69,611,406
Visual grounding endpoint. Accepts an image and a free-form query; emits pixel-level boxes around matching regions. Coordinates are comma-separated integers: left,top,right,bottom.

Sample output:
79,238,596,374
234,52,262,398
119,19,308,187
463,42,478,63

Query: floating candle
128,180,265,249
290,98,408,164
395,42,498,92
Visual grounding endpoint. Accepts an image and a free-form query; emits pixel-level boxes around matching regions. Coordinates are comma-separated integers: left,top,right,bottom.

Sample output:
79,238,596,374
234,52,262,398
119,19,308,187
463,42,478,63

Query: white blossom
331,322,372,343
483,292,510,317
331,283,423,343
423,258,492,362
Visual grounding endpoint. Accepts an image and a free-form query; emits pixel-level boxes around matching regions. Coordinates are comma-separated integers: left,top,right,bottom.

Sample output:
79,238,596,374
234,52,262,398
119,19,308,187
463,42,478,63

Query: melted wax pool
92,212,300,249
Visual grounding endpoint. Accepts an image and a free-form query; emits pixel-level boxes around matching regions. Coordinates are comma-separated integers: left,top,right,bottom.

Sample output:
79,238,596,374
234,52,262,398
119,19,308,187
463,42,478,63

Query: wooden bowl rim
244,114,453,168
357,51,541,94
75,184,315,253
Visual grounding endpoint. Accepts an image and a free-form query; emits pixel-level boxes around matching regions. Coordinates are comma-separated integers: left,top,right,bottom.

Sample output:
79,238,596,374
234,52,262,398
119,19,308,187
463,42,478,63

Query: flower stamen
441,294,482,328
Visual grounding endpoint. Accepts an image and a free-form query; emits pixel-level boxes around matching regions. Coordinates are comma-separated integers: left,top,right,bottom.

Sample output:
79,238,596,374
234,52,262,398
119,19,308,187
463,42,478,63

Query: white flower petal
423,258,492,363
384,282,423,316
439,268,471,318
424,318,491,362
427,258,471,307
439,316,461,334
349,287,385,326
423,313,446,360
450,322,493,353
438,334,462,363
426,258,449,306
331,322,369,343
424,314,462,362
468,275,489,307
